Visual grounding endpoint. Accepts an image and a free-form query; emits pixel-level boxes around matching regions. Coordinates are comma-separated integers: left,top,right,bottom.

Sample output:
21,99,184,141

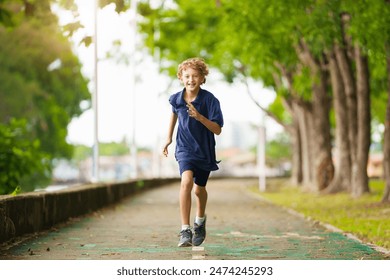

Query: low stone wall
0,178,178,244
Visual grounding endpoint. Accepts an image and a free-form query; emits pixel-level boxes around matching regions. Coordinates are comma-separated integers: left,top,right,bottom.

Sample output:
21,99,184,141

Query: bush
0,119,51,195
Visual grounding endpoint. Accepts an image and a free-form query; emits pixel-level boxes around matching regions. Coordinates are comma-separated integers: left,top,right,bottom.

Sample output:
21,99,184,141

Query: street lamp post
92,0,99,182
130,0,138,179
258,112,266,192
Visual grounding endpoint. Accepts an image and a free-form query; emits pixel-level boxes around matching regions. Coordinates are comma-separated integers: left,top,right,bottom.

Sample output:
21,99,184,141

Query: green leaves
0,18,90,157
0,1,13,27
266,132,292,167
99,0,129,13
0,119,51,195
0,0,90,192
62,20,83,37
137,0,389,123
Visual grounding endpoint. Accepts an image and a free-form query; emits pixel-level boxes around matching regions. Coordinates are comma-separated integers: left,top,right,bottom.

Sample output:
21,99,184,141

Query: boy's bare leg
193,184,208,246
180,171,194,226
194,185,207,218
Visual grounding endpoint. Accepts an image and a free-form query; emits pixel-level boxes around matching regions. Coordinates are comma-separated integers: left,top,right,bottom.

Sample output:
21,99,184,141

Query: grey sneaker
192,217,206,246
178,228,192,247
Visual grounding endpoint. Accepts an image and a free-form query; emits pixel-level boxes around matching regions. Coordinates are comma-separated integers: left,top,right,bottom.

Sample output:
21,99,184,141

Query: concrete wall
0,178,178,244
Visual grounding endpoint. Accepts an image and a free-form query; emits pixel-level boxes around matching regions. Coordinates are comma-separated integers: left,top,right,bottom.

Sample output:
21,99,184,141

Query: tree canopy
135,0,390,198
0,0,90,193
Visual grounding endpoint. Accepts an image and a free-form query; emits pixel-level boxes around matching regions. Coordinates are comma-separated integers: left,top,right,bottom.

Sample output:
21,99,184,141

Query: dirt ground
0,178,388,260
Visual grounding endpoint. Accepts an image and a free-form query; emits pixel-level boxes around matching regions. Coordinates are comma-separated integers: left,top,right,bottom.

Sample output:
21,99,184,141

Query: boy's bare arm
187,103,222,135
163,112,178,157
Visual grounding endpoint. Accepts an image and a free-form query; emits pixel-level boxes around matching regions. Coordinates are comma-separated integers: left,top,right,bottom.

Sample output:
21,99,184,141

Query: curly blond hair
177,57,209,84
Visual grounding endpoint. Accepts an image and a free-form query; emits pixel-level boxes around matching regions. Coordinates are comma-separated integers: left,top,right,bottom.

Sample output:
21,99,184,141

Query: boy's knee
181,182,193,192
181,178,193,191
194,186,207,197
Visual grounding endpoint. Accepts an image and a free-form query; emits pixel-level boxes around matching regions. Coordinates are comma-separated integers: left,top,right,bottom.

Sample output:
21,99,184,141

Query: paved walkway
0,178,388,260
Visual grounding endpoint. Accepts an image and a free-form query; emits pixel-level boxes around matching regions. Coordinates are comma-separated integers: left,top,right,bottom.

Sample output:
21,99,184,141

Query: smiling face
180,67,205,94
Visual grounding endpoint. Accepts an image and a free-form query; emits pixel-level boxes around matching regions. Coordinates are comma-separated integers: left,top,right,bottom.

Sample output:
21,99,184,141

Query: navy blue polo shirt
169,88,224,171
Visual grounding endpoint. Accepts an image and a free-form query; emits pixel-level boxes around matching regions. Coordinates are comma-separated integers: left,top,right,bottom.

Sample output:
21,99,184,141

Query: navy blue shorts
178,161,210,187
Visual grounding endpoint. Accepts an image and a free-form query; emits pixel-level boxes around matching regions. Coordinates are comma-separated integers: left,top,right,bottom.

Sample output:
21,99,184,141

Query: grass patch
251,178,390,250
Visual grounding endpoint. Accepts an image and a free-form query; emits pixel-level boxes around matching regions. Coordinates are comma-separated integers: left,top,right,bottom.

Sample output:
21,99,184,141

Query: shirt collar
178,87,203,106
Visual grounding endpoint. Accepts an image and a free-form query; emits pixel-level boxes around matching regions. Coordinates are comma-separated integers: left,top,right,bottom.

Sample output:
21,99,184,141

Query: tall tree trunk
295,100,315,189
291,101,303,185
352,45,371,197
325,48,351,193
336,13,358,196
334,43,358,167
336,14,369,197
296,39,334,192
382,88,390,202
281,96,303,186
312,70,334,191
381,45,390,203
275,67,303,186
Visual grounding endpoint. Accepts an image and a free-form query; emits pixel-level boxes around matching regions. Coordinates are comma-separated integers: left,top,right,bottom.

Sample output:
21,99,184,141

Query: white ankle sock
195,216,205,225
181,225,190,231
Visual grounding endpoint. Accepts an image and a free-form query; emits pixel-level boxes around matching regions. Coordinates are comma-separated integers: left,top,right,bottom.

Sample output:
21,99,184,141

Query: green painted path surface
0,178,388,260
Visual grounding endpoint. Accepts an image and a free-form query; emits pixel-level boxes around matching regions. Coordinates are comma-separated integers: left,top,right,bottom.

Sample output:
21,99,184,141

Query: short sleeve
208,97,224,127
169,94,178,114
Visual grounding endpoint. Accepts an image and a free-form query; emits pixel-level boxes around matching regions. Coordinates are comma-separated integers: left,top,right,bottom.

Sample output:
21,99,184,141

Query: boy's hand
163,141,171,157
186,103,201,120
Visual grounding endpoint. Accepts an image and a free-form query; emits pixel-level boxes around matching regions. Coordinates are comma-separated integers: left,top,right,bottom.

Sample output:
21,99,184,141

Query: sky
58,0,282,149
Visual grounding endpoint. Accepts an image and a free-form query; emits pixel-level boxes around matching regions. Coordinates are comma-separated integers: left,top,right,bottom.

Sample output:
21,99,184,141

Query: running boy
163,57,224,247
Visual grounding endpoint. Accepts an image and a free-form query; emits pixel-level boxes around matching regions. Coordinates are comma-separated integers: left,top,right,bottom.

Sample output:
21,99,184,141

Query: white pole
130,0,138,179
92,0,99,182
258,113,266,192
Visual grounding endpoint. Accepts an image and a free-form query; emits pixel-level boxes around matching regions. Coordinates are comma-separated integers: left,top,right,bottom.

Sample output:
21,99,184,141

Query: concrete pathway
0,178,388,260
